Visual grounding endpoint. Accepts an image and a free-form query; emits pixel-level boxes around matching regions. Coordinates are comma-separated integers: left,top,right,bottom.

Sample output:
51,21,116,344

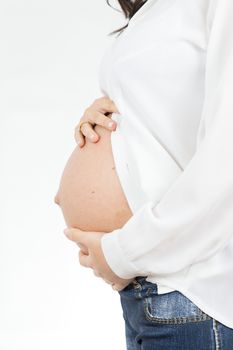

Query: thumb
77,243,89,254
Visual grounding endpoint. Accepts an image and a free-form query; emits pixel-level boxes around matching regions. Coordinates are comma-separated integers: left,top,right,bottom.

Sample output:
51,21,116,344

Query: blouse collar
127,0,159,28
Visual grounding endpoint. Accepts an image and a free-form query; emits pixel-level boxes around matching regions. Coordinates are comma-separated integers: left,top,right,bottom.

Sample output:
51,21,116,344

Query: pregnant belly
54,124,133,233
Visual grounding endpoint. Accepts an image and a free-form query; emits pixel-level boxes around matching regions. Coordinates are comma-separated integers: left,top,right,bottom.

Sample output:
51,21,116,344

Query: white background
0,1,127,349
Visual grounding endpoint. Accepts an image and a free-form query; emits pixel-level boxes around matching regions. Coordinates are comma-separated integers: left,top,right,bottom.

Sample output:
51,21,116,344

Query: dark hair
106,0,148,36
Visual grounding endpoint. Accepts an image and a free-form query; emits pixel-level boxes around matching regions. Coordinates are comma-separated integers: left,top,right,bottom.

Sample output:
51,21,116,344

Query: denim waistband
118,276,159,299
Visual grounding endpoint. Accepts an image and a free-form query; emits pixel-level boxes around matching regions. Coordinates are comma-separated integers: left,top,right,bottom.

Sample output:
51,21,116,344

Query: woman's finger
74,129,85,148
78,250,92,268
76,242,89,255
111,284,122,291
75,110,118,146
82,108,116,130
91,96,119,114
93,269,102,277
76,120,100,144
64,227,88,244
75,110,117,142
93,111,117,131
103,278,114,285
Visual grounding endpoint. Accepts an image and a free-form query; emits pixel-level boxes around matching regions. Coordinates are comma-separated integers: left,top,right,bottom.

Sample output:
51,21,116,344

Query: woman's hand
75,96,119,148
63,227,135,291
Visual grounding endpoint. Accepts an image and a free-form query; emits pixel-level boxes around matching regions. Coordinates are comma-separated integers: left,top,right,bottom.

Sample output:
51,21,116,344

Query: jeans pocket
143,290,212,324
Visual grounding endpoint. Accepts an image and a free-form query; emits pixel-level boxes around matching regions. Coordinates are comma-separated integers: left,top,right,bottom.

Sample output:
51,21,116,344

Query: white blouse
98,0,233,329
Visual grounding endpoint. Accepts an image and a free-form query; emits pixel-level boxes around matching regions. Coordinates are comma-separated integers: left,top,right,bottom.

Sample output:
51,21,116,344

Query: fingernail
90,134,96,140
108,121,114,128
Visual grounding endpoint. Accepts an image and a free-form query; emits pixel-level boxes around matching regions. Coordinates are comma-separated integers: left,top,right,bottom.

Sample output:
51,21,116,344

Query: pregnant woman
55,0,233,348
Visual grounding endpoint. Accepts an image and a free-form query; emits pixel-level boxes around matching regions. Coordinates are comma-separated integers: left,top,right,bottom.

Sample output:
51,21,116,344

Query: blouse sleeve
100,0,233,279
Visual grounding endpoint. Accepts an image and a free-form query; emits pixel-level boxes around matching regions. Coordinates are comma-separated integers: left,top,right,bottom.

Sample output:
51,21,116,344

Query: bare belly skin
54,124,133,233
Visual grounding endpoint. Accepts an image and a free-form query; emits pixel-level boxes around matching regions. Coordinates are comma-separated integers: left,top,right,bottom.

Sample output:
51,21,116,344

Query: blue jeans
118,276,233,350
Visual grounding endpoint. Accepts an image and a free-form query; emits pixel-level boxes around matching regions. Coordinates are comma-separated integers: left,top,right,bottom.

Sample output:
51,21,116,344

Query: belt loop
133,280,142,289
132,278,143,299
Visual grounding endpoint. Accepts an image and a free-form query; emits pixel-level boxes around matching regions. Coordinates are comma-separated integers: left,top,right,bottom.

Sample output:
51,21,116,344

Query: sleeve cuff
100,229,141,279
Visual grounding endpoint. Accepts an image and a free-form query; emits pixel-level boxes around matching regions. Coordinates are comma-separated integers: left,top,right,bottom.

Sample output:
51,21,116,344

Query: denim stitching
143,296,212,324
213,319,221,350
133,277,213,324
